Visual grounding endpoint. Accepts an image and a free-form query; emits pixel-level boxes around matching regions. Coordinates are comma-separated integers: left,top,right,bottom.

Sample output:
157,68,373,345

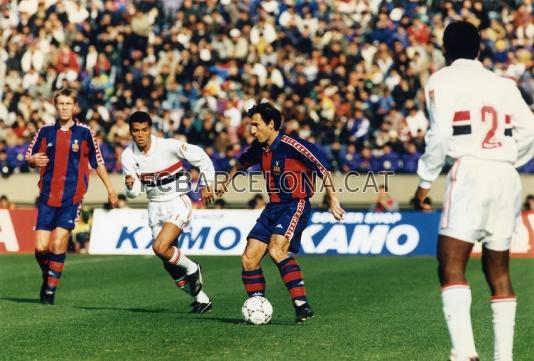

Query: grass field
0,255,532,361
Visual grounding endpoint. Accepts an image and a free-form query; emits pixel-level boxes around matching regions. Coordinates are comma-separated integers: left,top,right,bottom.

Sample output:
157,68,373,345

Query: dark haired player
218,102,345,323
25,88,119,305
413,21,534,361
121,111,215,313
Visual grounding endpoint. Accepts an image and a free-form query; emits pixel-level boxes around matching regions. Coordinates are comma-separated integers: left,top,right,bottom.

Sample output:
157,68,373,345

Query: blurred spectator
370,185,399,212
523,195,534,211
0,0,532,177
187,167,204,209
214,198,227,209
117,194,129,209
247,194,266,210
72,207,92,254
0,195,16,210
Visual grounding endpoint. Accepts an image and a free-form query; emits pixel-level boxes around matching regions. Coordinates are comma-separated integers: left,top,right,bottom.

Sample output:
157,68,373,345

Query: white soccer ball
241,296,273,325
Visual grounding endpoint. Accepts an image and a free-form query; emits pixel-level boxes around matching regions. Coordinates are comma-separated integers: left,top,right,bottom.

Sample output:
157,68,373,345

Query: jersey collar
54,118,77,130
263,131,283,152
451,59,483,67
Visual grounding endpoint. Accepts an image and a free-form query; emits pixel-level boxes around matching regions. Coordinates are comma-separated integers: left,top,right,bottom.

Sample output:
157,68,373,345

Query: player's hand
108,189,119,208
29,152,49,168
125,175,135,190
328,196,345,221
413,186,432,211
201,186,214,207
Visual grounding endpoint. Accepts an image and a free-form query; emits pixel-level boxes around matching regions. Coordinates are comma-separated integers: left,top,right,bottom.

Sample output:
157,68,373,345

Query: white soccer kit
418,59,534,250
121,135,215,238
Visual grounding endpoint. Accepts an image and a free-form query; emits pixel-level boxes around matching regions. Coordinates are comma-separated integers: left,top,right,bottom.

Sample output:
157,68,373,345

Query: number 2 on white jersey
453,106,505,149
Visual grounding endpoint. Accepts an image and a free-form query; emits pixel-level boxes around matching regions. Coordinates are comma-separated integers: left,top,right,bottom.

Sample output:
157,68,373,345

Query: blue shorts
248,199,311,253
36,201,81,231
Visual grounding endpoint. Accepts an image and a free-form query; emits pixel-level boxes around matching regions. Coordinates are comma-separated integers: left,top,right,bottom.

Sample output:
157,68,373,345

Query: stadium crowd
0,0,533,177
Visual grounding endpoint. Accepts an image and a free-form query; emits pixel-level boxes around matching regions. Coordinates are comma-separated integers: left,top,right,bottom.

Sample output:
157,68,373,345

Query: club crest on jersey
72,139,79,152
273,161,281,175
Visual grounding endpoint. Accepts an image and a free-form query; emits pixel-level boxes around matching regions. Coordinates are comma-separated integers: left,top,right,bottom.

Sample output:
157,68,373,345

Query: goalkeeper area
1,255,532,361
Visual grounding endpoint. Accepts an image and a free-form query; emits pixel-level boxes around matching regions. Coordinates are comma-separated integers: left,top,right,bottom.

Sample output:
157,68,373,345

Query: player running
121,111,215,313
26,88,119,305
217,102,345,323
413,21,534,361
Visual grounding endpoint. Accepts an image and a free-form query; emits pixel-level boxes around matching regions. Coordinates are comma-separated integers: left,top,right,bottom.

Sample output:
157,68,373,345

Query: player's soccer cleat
186,263,203,296
295,303,314,323
41,289,55,305
190,300,213,314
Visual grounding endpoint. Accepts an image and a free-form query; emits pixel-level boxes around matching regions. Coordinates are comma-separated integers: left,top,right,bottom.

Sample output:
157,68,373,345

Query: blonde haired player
121,111,215,313
414,22,534,361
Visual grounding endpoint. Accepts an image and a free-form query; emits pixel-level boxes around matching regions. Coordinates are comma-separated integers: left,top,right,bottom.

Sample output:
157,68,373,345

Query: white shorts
148,194,193,239
439,157,521,251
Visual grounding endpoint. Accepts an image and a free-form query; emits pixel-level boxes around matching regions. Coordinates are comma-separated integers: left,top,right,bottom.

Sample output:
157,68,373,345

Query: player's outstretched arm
120,150,142,199
322,171,345,221
175,141,216,206
215,163,247,197
96,164,119,208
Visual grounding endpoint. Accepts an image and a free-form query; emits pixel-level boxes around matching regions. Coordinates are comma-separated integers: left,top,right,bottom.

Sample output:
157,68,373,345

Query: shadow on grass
0,296,41,304
74,305,186,314
191,316,299,326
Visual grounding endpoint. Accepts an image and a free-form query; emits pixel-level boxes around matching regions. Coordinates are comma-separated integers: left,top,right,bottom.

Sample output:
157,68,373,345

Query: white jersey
417,59,534,184
121,135,215,202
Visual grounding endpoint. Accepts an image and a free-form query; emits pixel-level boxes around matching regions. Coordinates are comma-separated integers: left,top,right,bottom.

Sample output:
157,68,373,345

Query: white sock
491,297,516,361
441,284,478,359
196,290,210,304
168,246,198,275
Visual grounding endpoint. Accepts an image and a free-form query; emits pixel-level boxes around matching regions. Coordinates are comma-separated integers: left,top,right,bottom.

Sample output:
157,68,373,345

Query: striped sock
35,251,50,280
277,257,307,306
46,253,66,293
241,269,266,297
168,246,198,275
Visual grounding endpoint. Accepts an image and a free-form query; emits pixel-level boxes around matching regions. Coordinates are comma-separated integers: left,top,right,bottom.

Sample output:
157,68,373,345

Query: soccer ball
241,296,273,325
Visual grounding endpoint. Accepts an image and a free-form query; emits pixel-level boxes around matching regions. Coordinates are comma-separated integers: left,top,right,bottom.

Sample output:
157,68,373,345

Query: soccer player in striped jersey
217,102,345,323
414,22,534,361
120,111,215,313
25,88,119,305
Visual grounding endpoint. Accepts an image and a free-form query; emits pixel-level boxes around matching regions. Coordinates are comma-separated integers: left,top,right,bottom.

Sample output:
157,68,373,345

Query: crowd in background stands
0,0,533,178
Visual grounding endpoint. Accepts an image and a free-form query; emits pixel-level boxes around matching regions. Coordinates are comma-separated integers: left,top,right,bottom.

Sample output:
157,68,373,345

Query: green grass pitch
0,255,532,360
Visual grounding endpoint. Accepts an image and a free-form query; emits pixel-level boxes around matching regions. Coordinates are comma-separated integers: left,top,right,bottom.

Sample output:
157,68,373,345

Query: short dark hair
247,102,282,130
128,111,153,127
443,21,480,62
54,88,77,104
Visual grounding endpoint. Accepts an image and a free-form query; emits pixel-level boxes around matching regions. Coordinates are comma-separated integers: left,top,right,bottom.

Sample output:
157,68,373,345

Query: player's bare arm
215,163,248,197
322,171,345,221
96,164,119,208
413,185,432,211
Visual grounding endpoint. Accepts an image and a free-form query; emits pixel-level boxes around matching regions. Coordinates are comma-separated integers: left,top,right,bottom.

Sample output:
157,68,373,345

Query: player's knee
241,253,260,271
267,243,286,263
152,241,168,257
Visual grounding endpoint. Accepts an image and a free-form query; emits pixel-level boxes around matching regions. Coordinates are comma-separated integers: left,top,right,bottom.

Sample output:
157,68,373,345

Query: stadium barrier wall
2,209,533,257
83,209,531,257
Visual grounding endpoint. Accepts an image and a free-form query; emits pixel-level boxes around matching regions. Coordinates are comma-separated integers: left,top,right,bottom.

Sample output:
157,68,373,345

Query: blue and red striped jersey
239,132,331,203
25,121,104,207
